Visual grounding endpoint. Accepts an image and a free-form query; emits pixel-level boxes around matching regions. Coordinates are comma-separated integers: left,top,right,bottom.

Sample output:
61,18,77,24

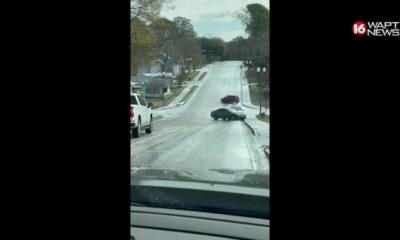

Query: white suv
130,93,153,138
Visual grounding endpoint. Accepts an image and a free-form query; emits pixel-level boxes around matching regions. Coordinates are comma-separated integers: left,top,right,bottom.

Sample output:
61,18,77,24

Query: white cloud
198,11,235,23
161,0,269,41
200,30,249,42
162,0,269,23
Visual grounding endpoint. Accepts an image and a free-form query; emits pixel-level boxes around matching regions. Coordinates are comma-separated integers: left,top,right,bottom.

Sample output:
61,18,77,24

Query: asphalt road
131,61,269,171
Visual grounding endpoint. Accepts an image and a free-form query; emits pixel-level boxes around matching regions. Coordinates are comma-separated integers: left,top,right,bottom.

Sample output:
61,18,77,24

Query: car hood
131,166,269,188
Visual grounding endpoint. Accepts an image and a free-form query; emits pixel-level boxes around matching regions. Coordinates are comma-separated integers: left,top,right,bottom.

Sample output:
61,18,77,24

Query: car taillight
130,106,134,118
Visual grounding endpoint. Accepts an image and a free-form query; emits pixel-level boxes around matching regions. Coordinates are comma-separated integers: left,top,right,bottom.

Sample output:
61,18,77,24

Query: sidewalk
240,69,270,147
240,69,269,115
245,117,269,146
241,86,270,115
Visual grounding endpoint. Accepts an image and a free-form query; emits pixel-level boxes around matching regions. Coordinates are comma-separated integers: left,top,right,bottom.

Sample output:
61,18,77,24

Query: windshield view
131,0,269,238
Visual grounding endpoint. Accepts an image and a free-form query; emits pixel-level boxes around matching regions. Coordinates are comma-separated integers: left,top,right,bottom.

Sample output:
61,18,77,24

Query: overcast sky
160,0,270,42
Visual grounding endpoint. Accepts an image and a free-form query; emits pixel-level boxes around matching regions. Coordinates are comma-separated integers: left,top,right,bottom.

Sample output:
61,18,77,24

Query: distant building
131,76,171,99
142,72,173,78
131,81,141,94
137,64,161,75
136,56,184,78
171,56,184,77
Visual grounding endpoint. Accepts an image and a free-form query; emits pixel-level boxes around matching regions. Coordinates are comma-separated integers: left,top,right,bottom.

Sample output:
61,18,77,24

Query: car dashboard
131,206,269,240
130,178,269,239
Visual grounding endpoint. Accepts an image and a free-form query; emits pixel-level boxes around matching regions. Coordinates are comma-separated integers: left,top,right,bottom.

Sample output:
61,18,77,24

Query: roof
131,76,154,83
131,82,141,88
141,72,173,78
131,76,171,88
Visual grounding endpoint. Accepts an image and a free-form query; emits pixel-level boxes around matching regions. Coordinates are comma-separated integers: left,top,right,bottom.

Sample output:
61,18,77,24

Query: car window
138,95,146,106
131,0,270,223
130,95,138,105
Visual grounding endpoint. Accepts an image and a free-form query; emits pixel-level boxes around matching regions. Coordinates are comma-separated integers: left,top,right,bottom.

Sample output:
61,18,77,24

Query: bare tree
233,7,251,30
156,52,171,73
131,0,173,21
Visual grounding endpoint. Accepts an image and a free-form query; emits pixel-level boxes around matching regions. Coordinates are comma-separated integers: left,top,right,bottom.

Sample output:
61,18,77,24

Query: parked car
221,95,240,104
131,93,153,138
211,108,246,121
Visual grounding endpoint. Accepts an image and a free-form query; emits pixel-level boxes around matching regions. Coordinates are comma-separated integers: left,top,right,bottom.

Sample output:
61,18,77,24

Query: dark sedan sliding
211,108,246,121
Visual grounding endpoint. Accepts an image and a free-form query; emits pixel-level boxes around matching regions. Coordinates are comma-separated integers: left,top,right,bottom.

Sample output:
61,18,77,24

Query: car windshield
131,0,269,219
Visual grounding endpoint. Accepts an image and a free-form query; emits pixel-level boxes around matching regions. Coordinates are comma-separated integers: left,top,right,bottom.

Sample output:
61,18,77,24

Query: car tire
145,118,152,134
132,120,141,138
213,117,218,120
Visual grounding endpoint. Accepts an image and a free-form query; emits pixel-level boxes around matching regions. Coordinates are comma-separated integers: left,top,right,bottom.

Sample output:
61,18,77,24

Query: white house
142,72,173,78
171,56,184,77
131,76,171,99
137,64,161,76
131,81,141,94
137,56,183,78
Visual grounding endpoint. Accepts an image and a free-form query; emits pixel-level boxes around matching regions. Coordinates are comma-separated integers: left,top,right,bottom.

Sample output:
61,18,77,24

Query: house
131,81,141,94
150,64,162,73
131,76,171,99
142,72,173,78
137,64,162,75
137,56,184,78
170,56,184,77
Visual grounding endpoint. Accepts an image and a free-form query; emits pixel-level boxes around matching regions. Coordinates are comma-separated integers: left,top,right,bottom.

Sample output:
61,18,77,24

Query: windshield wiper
208,168,236,174
130,201,151,207
208,168,255,174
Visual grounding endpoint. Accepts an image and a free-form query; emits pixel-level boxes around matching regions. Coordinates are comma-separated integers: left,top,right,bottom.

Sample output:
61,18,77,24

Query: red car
221,95,240,104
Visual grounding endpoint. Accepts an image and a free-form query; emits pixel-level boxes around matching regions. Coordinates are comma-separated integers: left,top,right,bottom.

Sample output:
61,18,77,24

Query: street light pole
186,57,192,80
141,80,147,100
201,50,206,65
162,72,165,106
262,67,267,114
257,67,261,115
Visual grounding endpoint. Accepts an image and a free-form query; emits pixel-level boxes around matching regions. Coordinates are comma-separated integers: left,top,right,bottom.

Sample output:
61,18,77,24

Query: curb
241,102,270,116
187,70,205,82
155,85,199,109
178,85,198,106
242,102,259,109
198,72,208,81
243,119,256,136
154,71,206,110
